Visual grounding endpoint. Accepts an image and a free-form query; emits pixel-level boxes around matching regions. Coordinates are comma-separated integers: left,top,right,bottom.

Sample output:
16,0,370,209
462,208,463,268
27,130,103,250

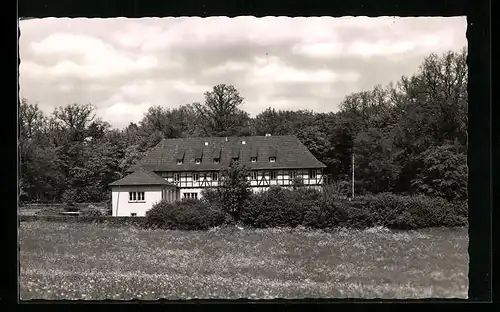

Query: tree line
19,48,468,203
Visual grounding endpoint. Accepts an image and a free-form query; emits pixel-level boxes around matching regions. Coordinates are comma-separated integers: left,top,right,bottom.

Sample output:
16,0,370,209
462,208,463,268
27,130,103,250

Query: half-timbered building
109,135,326,216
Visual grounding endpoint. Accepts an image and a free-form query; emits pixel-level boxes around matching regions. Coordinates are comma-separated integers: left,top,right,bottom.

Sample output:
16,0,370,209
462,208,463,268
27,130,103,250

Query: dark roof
129,135,326,172
109,168,176,187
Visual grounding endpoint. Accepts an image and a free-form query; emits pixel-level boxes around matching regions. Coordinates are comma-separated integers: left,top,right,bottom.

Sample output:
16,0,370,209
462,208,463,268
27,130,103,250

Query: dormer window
232,157,239,163
213,158,220,164
250,157,257,163
269,157,276,163
177,159,183,165
195,158,201,164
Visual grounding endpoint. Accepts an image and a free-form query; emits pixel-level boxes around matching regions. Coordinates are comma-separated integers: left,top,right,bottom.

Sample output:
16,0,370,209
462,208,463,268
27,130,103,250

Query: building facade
109,135,326,216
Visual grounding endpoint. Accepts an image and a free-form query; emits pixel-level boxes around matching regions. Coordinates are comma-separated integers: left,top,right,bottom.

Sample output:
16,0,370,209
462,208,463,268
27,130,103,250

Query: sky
19,16,467,130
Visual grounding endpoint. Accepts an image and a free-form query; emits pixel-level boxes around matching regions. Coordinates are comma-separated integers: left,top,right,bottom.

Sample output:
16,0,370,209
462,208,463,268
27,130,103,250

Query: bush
343,193,467,229
145,198,226,230
35,207,63,216
240,188,466,230
80,208,104,217
240,186,347,229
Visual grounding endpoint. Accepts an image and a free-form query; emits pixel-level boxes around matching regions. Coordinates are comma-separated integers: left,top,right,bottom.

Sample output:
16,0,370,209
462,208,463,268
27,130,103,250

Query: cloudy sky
19,16,467,129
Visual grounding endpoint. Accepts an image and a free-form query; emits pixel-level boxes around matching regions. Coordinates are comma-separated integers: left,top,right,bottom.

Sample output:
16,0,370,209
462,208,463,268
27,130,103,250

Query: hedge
144,198,227,230
20,215,146,227
21,190,468,231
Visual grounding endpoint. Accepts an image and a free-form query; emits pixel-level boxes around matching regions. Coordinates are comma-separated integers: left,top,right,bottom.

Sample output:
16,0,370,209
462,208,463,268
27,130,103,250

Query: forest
19,48,468,204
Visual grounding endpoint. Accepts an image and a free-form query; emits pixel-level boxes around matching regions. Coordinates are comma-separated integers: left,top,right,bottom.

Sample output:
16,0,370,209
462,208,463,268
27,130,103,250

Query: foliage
411,145,467,201
144,199,226,230
80,208,104,217
19,48,468,206
215,162,253,223
241,189,466,230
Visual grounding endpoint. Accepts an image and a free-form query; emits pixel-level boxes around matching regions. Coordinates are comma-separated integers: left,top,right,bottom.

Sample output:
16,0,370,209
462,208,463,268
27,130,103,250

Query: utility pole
351,152,355,199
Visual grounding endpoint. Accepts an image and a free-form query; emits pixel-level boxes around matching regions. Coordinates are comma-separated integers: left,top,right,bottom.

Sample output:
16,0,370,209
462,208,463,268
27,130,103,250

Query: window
270,171,277,180
193,173,200,181
310,170,317,179
250,157,257,163
269,157,276,163
212,172,219,181
195,158,201,164
129,192,145,202
213,158,220,164
177,159,183,165
173,173,180,182
130,213,137,217
289,170,296,179
232,157,239,163
251,171,258,180
183,193,198,199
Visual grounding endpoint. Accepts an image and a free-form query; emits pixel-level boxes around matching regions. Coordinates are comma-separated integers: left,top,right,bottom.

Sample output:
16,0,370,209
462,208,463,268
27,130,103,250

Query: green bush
145,198,226,230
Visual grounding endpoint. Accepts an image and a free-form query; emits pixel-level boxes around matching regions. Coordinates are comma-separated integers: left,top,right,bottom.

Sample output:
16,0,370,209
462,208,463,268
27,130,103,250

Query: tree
411,145,467,201
194,84,250,137
216,162,252,223
52,103,96,142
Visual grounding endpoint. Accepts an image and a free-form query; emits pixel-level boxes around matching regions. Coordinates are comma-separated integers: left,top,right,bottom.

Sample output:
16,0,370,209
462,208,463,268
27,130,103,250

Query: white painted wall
111,185,164,217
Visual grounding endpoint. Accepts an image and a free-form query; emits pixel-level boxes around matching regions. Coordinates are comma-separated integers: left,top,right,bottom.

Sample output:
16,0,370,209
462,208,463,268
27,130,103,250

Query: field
19,221,469,300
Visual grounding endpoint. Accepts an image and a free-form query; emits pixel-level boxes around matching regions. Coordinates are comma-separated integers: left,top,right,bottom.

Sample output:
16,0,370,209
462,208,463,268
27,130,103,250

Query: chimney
265,133,271,137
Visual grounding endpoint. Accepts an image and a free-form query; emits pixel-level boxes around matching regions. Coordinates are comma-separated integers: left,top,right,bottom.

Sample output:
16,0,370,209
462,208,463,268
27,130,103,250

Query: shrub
145,198,226,230
80,208,103,217
343,193,467,229
35,207,63,216
241,186,348,229
241,188,466,230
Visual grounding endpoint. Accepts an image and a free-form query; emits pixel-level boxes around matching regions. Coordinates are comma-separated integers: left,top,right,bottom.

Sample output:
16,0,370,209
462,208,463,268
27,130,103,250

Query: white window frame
128,191,145,203
289,170,296,179
195,158,201,164
270,171,277,180
251,171,258,180
177,159,183,165
193,173,200,181
212,172,219,181
173,173,180,182
250,157,257,163
269,157,276,163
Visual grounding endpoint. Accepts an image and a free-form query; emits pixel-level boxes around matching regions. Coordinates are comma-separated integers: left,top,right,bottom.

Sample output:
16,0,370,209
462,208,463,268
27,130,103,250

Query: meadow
19,221,469,300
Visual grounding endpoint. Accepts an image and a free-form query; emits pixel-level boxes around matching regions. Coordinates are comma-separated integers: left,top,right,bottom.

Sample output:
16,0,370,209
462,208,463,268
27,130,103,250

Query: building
109,135,326,216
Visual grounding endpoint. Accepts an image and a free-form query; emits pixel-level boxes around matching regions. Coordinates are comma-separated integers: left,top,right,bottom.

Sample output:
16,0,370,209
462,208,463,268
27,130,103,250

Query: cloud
19,16,467,129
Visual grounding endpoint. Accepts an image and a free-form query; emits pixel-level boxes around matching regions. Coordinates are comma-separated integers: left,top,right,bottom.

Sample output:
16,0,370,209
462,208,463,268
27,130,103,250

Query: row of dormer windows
176,156,276,165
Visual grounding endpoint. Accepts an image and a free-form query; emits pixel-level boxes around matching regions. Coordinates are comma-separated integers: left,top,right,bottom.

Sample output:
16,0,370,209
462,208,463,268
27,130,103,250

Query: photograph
18,16,468,300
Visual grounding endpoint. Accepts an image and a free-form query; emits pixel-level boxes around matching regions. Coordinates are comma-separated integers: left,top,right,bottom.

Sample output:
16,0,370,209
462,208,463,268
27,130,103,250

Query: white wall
111,185,164,217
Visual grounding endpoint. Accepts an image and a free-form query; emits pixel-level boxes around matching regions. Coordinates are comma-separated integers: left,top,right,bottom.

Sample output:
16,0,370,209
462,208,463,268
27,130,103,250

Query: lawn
19,221,469,300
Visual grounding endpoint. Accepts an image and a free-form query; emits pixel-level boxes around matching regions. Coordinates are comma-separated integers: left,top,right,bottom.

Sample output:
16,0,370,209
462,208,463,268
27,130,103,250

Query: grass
19,221,469,300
